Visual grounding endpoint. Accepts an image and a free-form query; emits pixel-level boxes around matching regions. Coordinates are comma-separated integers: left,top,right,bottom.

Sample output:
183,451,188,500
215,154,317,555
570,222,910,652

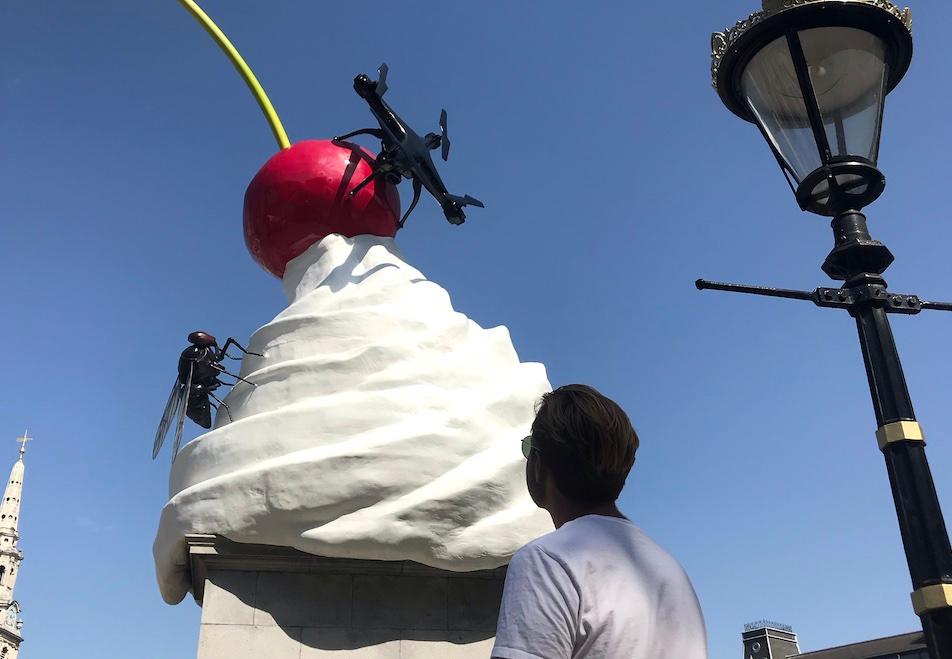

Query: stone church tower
0,434,29,659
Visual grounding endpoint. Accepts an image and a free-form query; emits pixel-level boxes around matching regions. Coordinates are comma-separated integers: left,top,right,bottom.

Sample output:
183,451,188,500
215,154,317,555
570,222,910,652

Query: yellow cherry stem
176,0,291,150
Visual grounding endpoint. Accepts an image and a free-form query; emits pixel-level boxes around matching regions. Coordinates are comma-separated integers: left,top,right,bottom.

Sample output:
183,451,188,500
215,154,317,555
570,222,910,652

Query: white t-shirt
492,515,707,659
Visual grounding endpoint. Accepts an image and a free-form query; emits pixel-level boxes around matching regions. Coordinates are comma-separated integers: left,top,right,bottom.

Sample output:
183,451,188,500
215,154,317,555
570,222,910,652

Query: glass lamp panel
742,35,822,183
799,27,888,163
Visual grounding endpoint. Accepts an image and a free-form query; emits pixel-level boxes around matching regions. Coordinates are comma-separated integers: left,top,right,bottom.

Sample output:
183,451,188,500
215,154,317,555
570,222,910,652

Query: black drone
334,63,484,228
152,331,260,460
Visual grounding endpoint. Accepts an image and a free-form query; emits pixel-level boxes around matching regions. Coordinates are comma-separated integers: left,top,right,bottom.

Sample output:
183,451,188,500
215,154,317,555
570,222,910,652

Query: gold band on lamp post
876,421,925,451
912,584,952,616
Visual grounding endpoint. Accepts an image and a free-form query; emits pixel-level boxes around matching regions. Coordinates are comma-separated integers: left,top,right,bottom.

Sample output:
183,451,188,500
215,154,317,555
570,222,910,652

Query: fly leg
208,391,233,422
220,338,263,360
211,363,256,387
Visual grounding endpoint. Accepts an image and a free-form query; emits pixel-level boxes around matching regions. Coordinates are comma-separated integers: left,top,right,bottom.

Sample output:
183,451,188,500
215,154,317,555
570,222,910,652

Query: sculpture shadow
321,236,399,293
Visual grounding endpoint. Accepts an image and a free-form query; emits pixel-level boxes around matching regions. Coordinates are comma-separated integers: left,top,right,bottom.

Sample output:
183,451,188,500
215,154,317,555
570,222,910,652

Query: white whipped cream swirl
153,234,553,604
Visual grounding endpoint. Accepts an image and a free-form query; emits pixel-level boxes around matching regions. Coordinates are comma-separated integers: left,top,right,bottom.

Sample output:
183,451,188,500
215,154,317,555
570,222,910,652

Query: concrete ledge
187,535,506,658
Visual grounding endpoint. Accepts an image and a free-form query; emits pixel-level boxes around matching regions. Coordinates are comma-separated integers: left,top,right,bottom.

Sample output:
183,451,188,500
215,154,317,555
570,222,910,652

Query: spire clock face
3,604,16,628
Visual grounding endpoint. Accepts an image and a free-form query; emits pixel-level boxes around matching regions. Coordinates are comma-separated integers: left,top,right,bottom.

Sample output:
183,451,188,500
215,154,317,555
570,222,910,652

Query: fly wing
171,361,194,460
153,378,185,460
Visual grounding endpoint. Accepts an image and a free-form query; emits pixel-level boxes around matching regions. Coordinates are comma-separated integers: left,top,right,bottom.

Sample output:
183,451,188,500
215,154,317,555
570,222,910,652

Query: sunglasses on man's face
521,435,536,459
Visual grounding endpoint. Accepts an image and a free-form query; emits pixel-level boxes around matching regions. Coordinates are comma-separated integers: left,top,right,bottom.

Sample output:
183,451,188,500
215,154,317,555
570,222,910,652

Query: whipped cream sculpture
157,2,551,605
154,234,553,603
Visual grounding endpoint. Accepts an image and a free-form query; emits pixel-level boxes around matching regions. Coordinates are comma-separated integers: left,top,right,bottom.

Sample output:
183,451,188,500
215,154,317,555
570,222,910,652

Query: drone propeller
439,109,451,161
448,193,484,209
376,63,389,96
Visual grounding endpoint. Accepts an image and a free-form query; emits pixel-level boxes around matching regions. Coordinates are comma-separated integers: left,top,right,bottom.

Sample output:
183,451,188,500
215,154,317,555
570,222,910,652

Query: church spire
0,433,27,539
0,433,28,658
16,433,28,459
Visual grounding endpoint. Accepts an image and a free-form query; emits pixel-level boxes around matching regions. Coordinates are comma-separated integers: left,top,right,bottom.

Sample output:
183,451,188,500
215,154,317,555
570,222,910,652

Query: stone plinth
186,535,505,658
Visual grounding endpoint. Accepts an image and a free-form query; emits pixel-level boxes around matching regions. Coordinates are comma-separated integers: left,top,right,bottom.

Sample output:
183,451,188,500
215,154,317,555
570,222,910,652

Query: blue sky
2,1,952,657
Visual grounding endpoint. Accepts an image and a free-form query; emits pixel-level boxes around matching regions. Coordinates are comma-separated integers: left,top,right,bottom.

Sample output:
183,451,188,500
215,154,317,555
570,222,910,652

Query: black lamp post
700,1,952,657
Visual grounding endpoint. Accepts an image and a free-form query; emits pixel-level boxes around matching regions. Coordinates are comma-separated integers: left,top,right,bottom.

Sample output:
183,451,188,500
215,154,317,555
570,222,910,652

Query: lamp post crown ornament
711,0,913,88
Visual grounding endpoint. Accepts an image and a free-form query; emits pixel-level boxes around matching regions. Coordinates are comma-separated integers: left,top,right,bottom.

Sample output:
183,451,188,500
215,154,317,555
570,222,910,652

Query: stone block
254,572,352,628
198,624,302,659
447,576,505,631
300,628,401,658
352,575,447,630
188,537,506,658
201,571,257,626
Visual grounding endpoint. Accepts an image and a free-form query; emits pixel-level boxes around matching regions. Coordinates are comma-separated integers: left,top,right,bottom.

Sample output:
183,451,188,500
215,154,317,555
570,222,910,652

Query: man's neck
549,501,625,529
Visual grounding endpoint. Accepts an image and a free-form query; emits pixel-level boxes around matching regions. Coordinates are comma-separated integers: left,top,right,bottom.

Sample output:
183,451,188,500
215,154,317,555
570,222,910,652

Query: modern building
742,621,928,659
0,434,30,659
743,621,801,659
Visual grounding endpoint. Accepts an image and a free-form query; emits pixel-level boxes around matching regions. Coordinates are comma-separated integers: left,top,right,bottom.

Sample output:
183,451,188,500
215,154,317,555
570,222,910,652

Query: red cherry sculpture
244,140,401,278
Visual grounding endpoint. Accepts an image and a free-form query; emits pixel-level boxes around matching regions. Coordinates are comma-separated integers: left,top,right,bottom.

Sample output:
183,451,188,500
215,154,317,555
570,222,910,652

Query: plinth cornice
185,534,508,605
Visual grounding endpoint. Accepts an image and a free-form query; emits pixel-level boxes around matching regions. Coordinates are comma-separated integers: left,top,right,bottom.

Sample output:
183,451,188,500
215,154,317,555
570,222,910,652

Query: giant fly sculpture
334,63,484,228
153,331,261,460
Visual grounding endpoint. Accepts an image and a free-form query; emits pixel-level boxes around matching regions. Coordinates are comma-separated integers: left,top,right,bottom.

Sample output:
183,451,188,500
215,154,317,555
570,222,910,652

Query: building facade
743,622,928,659
0,435,30,659
743,621,801,659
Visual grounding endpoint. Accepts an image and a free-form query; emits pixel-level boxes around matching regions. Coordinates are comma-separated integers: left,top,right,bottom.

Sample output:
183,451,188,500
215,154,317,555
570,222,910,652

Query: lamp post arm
694,279,816,302
921,300,952,312
696,278,952,316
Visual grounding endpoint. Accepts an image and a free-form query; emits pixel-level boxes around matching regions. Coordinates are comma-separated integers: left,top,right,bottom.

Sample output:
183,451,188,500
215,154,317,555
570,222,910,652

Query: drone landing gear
333,128,385,143
349,170,383,197
400,179,422,228
349,152,402,199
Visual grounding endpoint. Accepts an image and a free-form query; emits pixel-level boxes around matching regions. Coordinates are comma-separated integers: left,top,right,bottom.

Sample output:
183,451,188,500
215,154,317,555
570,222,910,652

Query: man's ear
529,454,546,485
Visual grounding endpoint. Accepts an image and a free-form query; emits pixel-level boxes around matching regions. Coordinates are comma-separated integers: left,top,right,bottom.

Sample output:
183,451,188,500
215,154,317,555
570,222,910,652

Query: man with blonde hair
492,384,707,659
